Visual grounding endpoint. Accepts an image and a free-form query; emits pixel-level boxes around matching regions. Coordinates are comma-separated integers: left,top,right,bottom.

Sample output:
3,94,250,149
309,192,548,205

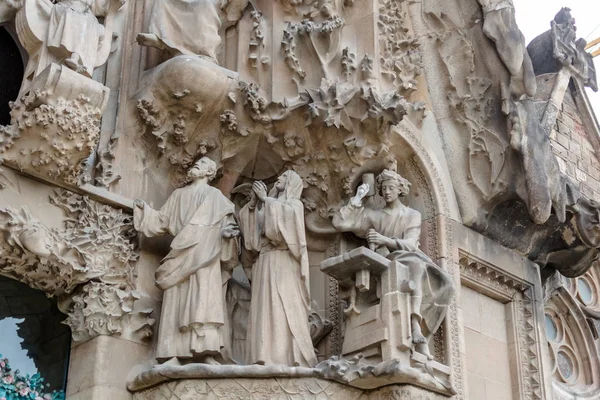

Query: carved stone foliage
134,58,424,231
63,281,153,343
427,6,600,279
281,14,346,81
437,31,507,200
0,64,108,186
378,0,422,94
277,0,354,18
460,255,545,400
248,9,269,68
0,189,154,343
95,133,122,187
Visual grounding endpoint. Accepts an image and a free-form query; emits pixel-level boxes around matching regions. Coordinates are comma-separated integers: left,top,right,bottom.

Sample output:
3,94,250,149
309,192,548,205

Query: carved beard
187,167,211,180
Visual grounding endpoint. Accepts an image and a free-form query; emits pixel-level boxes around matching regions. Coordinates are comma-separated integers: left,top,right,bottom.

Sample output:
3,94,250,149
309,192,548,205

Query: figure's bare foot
136,33,163,49
411,317,427,344
412,332,427,344
415,342,434,361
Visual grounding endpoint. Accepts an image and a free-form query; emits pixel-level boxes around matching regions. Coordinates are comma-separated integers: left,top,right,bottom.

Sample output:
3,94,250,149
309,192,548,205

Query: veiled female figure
333,169,455,359
239,170,317,367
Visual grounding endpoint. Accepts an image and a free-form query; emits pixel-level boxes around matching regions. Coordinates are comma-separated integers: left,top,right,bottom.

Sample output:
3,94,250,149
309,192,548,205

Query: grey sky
514,0,600,115
0,318,38,376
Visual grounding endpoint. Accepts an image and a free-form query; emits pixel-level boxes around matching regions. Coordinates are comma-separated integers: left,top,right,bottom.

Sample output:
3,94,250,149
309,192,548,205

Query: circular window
545,313,558,341
557,351,574,381
577,278,594,305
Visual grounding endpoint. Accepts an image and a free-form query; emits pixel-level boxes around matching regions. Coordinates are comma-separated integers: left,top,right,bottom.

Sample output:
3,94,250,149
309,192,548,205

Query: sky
0,318,37,376
514,0,600,117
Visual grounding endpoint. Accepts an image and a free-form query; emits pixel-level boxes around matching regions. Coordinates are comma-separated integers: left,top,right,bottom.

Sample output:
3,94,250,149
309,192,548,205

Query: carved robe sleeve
133,196,175,237
392,212,421,252
263,197,307,262
220,214,240,273
332,203,371,238
238,203,263,275
91,0,111,17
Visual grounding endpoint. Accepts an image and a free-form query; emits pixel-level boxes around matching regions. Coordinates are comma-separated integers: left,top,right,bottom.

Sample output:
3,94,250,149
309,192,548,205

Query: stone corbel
0,189,154,343
0,63,109,186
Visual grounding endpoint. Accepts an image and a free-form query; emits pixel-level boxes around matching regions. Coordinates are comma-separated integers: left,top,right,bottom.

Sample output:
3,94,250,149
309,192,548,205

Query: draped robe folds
239,195,317,367
47,0,108,76
147,0,247,62
134,184,238,362
477,0,537,98
333,203,455,339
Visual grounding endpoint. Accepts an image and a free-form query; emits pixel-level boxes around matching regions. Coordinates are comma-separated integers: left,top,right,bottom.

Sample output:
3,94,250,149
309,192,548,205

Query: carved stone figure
0,0,21,24
332,169,455,358
137,0,248,63
476,0,536,113
47,0,118,75
13,0,122,81
134,157,240,365
238,170,318,367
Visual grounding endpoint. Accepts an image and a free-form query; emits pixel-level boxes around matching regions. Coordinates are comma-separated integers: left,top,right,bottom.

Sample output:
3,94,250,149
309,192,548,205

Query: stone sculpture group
133,156,454,374
7,0,598,397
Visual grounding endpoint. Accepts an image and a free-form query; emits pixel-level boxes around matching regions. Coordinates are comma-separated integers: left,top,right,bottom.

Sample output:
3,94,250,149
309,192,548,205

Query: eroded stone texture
0,0,600,399
133,377,450,400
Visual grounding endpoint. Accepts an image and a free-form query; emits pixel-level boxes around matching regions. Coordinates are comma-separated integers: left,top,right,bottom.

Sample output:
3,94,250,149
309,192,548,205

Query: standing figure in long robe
238,170,317,367
476,0,537,113
332,169,455,359
136,0,248,64
46,0,118,76
133,157,239,365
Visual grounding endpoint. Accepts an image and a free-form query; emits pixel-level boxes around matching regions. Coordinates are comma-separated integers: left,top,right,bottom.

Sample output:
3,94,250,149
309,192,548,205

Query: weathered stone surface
1,0,600,399
133,377,450,400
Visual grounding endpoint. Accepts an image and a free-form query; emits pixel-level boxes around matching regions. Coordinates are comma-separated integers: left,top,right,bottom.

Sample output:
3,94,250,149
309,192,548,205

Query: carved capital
0,188,154,343
60,281,154,343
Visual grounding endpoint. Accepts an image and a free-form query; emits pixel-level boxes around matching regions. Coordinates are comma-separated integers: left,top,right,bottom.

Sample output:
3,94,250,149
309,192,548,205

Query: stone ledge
131,377,452,400
128,362,454,396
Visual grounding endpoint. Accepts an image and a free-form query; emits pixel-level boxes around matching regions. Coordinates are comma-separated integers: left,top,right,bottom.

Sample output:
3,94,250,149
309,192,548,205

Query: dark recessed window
0,27,24,126
0,276,71,392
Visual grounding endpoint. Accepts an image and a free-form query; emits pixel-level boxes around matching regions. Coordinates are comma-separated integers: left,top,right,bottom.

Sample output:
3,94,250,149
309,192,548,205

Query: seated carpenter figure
332,168,455,359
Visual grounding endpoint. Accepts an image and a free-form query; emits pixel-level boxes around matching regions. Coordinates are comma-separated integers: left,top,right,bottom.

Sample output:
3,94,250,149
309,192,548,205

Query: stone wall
551,88,600,200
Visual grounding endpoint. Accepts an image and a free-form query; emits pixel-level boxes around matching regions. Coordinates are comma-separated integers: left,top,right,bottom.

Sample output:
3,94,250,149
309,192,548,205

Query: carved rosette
0,189,154,343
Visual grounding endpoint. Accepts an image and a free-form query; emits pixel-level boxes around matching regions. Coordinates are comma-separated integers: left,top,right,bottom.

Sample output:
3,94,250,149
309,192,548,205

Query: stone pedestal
66,335,151,400
132,377,452,400
319,247,453,395
320,247,411,363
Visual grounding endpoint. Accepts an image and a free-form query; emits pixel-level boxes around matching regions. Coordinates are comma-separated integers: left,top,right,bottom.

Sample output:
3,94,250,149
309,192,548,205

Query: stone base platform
128,362,455,399
132,377,452,400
